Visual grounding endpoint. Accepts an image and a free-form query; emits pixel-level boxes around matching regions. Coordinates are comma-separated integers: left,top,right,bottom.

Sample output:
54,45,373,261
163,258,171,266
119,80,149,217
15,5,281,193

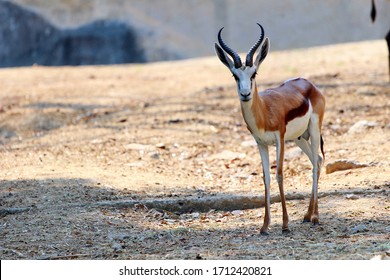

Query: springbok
215,23,326,234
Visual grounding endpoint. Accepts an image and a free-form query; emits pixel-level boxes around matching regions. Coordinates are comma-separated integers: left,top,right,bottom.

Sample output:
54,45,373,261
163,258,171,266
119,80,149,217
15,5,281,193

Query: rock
285,147,303,160
156,143,166,149
0,2,145,67
163,219,176,224
330,124,342,132
348,120,378,134
111,242,123,252
350,224,368,234
231,210,243,216
345,194,359,200
149,152,160,159
326,160,369,174
191,212,200,219
108,233,131,241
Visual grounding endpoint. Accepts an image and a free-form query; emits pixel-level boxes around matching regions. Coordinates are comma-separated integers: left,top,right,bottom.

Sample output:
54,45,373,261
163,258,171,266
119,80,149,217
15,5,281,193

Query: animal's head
215,23,269,102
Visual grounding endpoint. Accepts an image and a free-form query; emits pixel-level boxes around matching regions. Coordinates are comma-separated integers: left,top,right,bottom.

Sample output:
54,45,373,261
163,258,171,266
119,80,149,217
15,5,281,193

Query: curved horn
218,27,242,68
245,23,265,67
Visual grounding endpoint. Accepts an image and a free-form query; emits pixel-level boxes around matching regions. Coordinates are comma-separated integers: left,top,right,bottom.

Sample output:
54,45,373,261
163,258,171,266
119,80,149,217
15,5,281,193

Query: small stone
164,219,176,224
348,120,378,134
285,147,303,160
350,224,368,234
232,210,243,216
330,124,341,132
149,152,160,159
156,143,166,149
191,212,200,219
108,233,131,241
345,194,359,200
111,242,123,252
326,160,369,174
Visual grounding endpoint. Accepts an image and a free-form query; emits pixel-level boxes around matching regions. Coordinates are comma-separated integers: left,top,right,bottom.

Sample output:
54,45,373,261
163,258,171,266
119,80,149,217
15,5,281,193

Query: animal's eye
251,72,257,79
232,74,239,81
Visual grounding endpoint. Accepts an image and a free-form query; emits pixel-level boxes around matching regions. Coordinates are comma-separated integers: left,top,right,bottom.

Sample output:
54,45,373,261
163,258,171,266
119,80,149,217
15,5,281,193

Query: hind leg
294,136,322,168
306,115,322,225
294,137,317,223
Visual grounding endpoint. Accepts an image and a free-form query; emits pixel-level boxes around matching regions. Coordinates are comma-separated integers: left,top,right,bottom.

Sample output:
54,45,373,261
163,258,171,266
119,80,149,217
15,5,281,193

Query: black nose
241,92,250,98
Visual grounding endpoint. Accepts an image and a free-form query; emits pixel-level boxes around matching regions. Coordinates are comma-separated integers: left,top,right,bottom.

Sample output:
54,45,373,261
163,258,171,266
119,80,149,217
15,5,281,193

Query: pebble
345,194,359,200
348,120,378,134
191,212,200,219
231,210,243,216
149,152,160,159
350,224,368,234
326,160,369,174
156,143,166,149
111,242,123,252
285,147,303,160
108,233,131,241
208,150,246,161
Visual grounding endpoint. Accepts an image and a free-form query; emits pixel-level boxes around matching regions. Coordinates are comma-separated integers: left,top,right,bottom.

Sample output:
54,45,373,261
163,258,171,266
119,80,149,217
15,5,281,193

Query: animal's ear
215,43,234,69
254,37,269,70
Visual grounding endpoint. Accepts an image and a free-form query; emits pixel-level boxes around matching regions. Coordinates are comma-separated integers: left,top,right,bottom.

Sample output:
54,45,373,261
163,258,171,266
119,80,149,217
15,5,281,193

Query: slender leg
257,142,271,235
276,134,289,232
294,137,314,164
295,137,315,223
294,136,323,167
306,116,322,225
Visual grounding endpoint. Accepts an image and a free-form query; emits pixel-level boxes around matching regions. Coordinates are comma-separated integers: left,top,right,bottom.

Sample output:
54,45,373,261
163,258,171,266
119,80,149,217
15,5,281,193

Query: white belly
284,102,312,140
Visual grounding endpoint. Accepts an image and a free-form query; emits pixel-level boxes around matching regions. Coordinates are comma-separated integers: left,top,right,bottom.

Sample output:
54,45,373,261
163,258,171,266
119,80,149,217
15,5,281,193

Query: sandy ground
0,40,389,260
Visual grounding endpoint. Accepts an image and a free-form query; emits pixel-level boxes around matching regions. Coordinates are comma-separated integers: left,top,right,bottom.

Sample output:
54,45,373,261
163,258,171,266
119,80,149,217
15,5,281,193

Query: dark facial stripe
285,98,309,124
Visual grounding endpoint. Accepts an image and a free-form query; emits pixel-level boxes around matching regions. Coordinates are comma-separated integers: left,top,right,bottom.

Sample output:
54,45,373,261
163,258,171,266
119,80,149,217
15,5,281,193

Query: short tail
320,135,325,163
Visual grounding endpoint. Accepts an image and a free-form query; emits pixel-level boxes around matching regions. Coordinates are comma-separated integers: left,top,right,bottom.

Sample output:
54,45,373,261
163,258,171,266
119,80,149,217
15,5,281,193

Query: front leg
257,142,271,235
276,134,289,233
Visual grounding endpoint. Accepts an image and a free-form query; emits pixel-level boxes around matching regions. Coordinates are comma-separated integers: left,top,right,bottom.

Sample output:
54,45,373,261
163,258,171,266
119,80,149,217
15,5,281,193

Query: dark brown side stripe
285,97,309,124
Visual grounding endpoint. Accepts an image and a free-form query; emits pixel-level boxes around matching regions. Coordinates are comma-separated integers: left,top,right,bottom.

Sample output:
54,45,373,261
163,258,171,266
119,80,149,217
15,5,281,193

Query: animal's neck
240,82,265,133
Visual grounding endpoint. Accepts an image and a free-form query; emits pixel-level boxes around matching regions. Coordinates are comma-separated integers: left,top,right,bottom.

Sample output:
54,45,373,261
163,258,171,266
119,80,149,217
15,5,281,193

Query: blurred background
1,0,389,67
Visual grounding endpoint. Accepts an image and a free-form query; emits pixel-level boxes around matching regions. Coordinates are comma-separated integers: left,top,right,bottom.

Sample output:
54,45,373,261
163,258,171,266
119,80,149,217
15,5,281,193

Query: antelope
215,23,325,234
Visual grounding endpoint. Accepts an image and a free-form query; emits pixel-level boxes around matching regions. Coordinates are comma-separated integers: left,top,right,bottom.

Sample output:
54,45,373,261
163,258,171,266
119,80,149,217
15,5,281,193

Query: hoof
311,216,319,225
311,221,320,227
260,228,269,236
282,228,291,234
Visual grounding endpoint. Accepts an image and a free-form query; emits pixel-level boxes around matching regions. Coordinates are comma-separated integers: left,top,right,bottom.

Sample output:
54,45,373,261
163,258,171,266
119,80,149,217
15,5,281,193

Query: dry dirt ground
0,40,389,260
